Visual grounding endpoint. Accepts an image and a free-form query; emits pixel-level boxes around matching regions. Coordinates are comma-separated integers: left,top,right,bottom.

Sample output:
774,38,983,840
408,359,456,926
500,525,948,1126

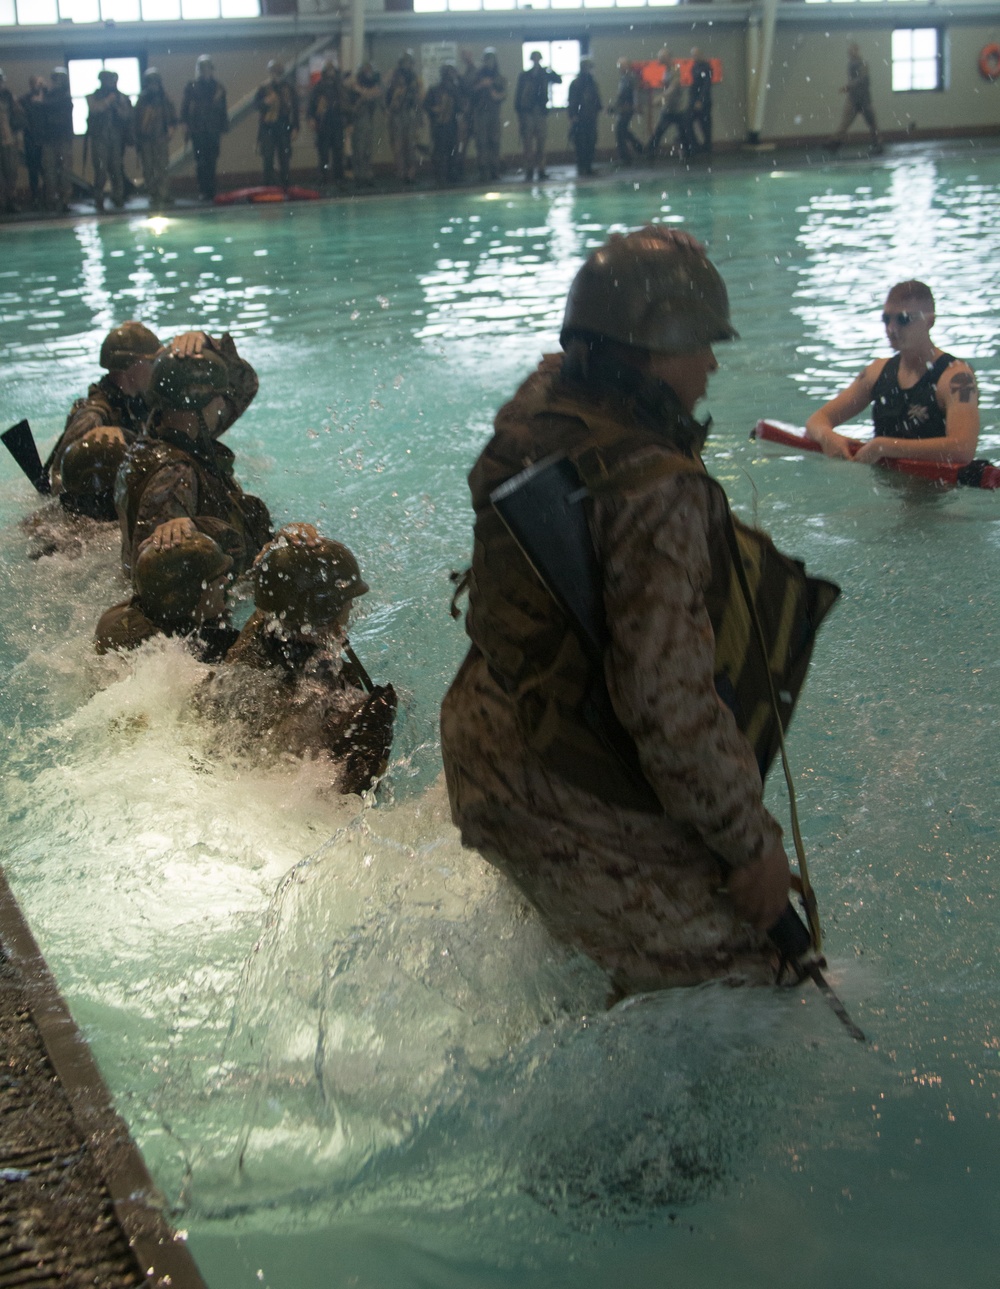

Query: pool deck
0,864,207,1289
2,135,998,231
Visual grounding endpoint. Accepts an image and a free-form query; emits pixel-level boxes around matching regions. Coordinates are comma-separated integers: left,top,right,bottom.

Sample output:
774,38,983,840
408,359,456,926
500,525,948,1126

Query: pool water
1,150,998,1288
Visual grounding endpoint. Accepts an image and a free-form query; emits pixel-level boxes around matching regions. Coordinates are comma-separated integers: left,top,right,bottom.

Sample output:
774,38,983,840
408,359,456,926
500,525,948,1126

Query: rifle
1,420,52,494
490,451,865,1041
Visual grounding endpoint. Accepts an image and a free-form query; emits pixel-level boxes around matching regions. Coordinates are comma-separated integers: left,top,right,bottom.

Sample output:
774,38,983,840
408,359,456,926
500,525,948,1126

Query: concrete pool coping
0,862,208,1289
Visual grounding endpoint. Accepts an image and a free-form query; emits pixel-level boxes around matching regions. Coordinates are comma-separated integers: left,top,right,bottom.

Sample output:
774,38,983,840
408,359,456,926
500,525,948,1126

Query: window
68,57,141,135
416,0,671,10
892,28,943,91
0,0,258,21
519,41,580,108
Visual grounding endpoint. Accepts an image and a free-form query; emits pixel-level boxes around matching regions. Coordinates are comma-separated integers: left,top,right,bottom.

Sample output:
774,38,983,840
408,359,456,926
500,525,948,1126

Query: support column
746,0,778,145
350,0,366,73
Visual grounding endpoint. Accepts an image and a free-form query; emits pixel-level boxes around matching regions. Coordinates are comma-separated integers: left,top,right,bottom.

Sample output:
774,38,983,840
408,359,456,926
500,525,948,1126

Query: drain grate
0,867,206,1289
0,947,144,1288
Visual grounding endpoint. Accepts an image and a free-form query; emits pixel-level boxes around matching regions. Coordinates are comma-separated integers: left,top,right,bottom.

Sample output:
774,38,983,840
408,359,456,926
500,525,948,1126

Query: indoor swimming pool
0,148,998,1287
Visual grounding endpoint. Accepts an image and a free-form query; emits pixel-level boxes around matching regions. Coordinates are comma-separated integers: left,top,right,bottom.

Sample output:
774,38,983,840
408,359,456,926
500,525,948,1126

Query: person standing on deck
87,69,133,212
805,280,978,466
20,75,47,209
181,56,228,202
610,58,643,164
647,48,688,161
826,42,881,154
308,59,346,187
514,50,561,182
386,51,422,185
348,61,382,188
423,62,464,186
687,48,713,156
41,68,74,213
0,69,25,214
134,69,177,209
567,58,602,177
254,60,299,189
441,227,837,997
468,48,506,182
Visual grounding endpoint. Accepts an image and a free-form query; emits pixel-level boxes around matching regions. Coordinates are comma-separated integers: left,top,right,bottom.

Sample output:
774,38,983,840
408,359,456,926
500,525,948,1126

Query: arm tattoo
949,371,977,404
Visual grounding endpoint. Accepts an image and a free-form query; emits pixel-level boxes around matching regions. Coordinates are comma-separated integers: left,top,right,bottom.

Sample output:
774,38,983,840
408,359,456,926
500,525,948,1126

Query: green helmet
134,532,233,626
560,225,738,355
99,321,161,372
253,533,369,631
148,349,229,412
59,432,128,521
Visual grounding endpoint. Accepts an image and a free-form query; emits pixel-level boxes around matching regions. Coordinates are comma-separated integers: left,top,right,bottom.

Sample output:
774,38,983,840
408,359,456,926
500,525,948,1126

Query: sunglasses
881,310,922,327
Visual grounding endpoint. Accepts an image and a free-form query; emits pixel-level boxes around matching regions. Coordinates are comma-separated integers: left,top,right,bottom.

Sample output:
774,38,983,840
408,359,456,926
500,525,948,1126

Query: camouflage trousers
138,135,170,207
92,136,127,208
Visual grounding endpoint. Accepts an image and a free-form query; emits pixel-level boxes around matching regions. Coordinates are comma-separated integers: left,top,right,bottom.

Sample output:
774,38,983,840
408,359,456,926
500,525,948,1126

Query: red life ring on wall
979,43,1000,81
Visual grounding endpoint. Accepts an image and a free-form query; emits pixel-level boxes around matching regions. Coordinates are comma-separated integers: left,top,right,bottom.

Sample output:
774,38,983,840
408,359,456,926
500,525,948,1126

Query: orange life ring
979,43,1000,81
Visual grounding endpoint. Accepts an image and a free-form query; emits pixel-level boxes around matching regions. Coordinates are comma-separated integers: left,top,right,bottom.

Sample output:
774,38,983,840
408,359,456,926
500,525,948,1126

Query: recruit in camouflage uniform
134,69,178,208
87,69,134,211
115,337,269,578
385,52,422,184
95,529,238,660
46,321,161,520
180,56,229,201
216,526,397,794
441,227,838,997
468,49,506,183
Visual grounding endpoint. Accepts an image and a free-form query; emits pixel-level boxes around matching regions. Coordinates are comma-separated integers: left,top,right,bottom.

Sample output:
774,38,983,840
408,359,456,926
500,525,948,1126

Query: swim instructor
805,280,979,466
441,226,837,997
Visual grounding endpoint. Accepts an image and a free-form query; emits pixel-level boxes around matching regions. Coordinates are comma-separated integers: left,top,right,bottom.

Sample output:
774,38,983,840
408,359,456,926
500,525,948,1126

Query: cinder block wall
0,9,996,192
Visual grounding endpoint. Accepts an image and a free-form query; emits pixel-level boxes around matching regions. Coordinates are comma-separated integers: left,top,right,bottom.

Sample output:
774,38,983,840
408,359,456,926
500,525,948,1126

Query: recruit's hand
149,517,196,549
852,437,889,465
79,421,126,447
169,331,209,358
727,840,791,933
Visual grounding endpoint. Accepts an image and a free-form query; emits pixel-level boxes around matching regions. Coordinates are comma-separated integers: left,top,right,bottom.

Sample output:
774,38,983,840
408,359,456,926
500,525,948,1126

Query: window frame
890,26,946,93
67,53,146,136
519,38,585,109
0,0,259,23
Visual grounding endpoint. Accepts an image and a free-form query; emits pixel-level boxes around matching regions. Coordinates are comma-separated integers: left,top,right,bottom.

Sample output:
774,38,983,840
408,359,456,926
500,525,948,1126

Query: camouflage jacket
95,597,239,661
51,331,255,490
222,610,397,795
51,375,150,490
200,331,260,436
115,424,273,578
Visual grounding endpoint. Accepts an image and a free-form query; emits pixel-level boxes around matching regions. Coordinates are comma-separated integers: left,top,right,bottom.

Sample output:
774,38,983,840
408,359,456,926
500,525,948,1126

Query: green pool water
1,150,998,1288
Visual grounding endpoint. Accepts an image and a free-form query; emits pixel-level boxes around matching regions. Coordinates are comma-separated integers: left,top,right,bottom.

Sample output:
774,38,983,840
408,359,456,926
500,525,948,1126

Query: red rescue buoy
750,419,1000,490
978,43,1000,81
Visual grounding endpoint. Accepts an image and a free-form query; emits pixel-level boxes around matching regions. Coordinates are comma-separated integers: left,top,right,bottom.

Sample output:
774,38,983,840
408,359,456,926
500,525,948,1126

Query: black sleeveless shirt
871,352,955,439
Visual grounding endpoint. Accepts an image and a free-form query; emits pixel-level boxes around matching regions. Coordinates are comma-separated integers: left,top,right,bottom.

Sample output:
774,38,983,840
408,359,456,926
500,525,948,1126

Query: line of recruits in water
25,323,397,798
14,227,980,1004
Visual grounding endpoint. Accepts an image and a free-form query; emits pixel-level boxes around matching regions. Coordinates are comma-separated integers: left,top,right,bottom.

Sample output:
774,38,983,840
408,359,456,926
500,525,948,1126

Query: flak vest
116,424,272,575
466,386,839,812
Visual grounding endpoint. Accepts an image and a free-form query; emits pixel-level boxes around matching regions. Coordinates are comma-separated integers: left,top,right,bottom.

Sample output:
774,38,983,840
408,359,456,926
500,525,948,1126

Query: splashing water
1,151,999,1286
